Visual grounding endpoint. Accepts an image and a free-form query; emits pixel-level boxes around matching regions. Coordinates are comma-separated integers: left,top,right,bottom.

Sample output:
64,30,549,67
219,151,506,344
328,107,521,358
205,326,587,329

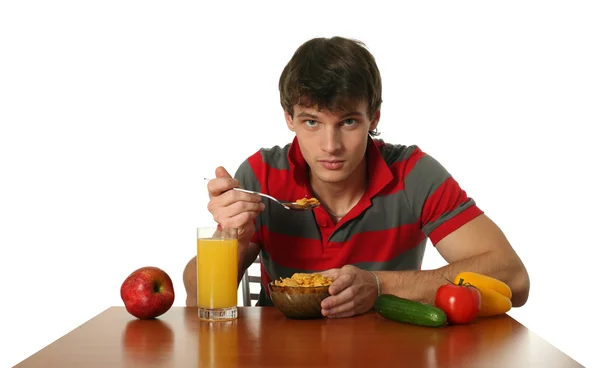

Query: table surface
15,306,582,368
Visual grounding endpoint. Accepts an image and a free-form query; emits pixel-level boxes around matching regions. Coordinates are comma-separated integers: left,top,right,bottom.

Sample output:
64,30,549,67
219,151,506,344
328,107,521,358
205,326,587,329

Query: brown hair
278,36,382,136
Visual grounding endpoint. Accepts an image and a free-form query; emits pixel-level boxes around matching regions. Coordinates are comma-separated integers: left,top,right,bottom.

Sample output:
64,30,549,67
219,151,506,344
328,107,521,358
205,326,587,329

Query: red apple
120,266,175,319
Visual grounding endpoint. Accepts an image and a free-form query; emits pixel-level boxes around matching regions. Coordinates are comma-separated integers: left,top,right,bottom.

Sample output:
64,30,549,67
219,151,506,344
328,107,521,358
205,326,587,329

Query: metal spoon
203,178,319,211
232,188,319,211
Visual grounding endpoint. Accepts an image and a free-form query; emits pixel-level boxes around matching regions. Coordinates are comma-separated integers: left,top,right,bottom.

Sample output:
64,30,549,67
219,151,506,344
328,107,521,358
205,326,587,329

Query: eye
342,118,357,126
303,120,318,127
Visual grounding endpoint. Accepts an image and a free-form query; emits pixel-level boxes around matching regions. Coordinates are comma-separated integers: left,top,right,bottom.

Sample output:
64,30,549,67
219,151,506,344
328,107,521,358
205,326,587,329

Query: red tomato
435,278,481,325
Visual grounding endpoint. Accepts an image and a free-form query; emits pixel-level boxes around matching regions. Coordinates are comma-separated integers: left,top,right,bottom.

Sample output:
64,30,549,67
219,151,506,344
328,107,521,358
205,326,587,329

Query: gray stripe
404,154,451,220
422,198,477,236
329,190,417,242
259,144,291,170
234,159,261,192
376,140,417,166
352,238,427,271
260,238,427,283
234,159,262,232
260,248,313,282
262,198,321,240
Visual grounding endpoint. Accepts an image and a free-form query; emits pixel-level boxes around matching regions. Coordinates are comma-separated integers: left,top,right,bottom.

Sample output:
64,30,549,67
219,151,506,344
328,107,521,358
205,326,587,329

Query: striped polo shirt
234,136,483,306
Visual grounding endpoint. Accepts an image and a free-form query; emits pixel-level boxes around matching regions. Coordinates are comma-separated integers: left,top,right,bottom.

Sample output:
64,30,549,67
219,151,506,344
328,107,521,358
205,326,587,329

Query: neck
309,156,368,218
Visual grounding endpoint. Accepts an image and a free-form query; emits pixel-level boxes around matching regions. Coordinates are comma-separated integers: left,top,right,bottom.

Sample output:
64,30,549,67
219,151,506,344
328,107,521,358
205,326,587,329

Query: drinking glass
196,226,238,321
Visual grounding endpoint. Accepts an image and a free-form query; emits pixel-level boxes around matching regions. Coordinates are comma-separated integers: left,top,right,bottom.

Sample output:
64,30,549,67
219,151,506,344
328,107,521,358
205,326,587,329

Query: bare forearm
237,241,260,284
376,251,530,306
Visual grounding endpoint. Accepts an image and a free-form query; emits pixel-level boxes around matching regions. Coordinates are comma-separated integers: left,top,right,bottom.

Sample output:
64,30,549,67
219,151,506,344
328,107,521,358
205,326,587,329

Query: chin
313,169,351,184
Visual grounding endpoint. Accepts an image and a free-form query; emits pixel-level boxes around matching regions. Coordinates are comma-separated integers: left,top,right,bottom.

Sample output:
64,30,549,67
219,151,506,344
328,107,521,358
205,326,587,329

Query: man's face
285,100,380,185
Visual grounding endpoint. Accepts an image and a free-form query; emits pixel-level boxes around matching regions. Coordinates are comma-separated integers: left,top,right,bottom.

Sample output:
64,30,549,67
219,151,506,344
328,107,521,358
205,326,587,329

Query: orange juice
196,238,238,309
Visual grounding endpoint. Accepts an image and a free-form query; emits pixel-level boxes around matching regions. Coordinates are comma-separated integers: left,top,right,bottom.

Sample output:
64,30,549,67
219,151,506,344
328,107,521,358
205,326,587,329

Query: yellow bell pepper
454,271,512,317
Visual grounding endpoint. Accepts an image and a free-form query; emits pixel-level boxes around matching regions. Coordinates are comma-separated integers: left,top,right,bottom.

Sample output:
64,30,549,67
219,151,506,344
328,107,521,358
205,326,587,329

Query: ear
369,109,381,131
284,110,295,131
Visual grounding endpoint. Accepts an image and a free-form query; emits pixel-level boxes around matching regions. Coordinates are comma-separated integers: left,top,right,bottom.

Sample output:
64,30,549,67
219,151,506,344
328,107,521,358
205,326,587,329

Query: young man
184,36,530,318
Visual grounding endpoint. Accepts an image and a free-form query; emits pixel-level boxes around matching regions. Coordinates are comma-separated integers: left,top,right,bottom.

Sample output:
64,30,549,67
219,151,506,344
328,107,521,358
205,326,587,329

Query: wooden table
15,306,582,367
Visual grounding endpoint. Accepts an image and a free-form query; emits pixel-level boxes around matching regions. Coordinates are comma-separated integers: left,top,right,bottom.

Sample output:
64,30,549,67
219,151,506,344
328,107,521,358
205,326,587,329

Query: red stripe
372,139,386,150
267,167,307,202
261,228,325,269
429,205,484,245
249,150,309,203
260,263,272,297
421,177,466,227
250,224,260,244
261,224,425,270
248,152,266,187
376,161,405,193
329,225,426,263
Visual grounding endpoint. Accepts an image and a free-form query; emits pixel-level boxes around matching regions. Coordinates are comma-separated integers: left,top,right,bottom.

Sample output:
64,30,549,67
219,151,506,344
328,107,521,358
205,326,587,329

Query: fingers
322,282,355,309
215,166,232,179
319,266,378,318
321,286,356,317
321,272,355,312
216,210,263,229
319,268,340,280
206,171,265,229
207,177,240,198
210,189,262,208
328,272,354,295
208,166,246,199
209,197,265,228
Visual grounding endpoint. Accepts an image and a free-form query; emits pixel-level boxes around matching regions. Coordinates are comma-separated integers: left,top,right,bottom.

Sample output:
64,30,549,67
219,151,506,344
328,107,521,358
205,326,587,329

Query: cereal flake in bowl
268,273,333,319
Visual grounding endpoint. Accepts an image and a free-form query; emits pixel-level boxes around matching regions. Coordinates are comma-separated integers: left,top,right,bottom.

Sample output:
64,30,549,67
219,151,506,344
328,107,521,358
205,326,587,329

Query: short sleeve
403,148,484,245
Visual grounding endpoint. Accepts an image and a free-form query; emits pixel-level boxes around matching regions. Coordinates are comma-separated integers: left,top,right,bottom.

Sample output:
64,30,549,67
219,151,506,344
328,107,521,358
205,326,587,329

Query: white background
1,1,598,367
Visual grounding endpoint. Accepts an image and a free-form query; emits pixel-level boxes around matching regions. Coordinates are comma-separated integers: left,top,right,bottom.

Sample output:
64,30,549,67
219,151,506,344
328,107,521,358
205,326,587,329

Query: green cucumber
374,294,447,327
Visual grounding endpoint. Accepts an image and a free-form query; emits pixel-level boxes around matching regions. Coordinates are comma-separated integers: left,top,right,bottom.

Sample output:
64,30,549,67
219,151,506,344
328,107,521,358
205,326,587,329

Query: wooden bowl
268,282,331,319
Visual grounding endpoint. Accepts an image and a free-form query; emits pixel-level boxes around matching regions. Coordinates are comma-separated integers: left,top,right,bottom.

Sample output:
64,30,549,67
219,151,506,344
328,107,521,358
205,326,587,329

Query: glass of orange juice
196,226,239,321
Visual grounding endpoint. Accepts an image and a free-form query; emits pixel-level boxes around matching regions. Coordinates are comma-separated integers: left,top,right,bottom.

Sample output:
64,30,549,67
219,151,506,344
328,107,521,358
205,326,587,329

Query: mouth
318,160,345,170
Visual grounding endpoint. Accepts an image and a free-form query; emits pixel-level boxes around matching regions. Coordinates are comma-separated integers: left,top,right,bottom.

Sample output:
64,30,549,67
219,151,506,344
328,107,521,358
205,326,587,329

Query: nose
320,125,342,154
